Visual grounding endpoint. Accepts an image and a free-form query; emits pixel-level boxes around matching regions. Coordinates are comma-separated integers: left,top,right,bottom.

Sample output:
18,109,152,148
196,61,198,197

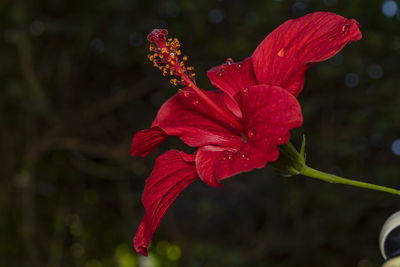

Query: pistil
147,29,243,131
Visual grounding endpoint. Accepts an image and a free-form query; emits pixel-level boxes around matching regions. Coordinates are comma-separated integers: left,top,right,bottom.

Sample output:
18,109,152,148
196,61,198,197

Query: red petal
251,12,362,96
152,89,243,149
131,127,168,157
207,58,257,118
196,85,302,184
239,85,303,146
134,150,197,256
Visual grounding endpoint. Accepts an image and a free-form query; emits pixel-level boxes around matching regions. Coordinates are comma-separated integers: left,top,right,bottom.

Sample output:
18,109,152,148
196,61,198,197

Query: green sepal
300,134,306,161
271,140,306,176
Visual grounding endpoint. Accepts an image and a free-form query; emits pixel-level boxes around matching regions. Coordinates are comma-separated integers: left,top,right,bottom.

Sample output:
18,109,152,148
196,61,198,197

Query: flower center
147,29,243,131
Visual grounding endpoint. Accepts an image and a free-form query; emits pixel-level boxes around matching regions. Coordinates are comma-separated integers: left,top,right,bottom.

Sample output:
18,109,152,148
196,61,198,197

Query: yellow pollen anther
147,32,196,89
146,29,243,131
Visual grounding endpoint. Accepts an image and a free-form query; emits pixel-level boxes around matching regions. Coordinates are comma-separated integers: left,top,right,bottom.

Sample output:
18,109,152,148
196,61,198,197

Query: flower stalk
274,139,400,196
300,165,400,196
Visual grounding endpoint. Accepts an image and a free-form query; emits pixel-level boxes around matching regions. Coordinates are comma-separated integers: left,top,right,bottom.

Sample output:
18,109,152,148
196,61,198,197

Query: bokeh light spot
90,39,105,53
367,64,384,80
344,73,359,88
292,2,308,16
164,2,180,17
138,253,157,267
392,139,400,155
156,240,169,255
382,0,398,17
166,244,181,261
115,244,137,267
30,20,45,36
70,216,83,237
208,8,225,24
129,32,144,47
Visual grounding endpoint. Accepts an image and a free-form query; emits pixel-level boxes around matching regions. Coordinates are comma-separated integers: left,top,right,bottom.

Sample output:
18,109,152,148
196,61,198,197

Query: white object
380,211,400,259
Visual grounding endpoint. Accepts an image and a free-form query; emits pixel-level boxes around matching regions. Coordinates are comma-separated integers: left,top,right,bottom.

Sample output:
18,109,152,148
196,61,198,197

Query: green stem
301,165,400,196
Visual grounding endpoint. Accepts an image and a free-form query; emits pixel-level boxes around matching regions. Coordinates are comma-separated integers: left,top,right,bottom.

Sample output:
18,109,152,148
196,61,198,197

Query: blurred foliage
0,0,400,266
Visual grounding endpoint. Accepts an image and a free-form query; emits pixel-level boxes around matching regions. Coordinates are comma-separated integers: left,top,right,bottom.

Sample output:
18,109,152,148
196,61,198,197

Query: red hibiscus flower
131,12,362,256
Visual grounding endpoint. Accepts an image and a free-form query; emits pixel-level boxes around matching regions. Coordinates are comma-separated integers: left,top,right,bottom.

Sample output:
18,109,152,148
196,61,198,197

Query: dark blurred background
1,0,400,266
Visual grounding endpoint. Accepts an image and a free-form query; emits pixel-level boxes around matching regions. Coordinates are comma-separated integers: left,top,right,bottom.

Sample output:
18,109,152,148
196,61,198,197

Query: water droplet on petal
220,67,226,72
341,24,351,34
277,48,285,57
183,91,190,97
193,99,199,105
170,52,175,56
224,153,233,160
241,154,246,158
226,58,234,65
217,72,224,77
247,128,256,138
242,87,249,94
246,157,250,161
276,137,283,143
238,64,242,68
